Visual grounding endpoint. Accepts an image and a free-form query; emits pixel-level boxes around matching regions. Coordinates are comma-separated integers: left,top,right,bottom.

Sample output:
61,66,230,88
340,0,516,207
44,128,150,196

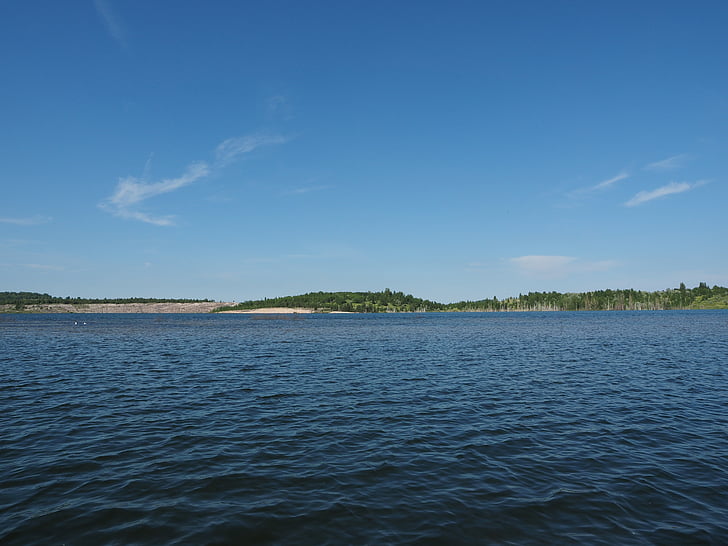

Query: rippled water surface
2,311,727,544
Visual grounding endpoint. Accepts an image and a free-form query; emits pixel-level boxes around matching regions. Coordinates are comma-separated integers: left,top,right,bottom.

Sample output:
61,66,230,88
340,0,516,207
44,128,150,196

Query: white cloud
593,172,629,190
267,95,287,109
0,215,52,226
644,154,688,171
101,134,286,225
265,95,294,120
101,162,208,226
510,255,617,278
94,0,127,48
566,171,629,202
511,255,575,277
112,209,176,227
215,134,288,168
624,180,705,207
108,162,210,209
0,262,64,271
283,185,332,195
24,263,65,271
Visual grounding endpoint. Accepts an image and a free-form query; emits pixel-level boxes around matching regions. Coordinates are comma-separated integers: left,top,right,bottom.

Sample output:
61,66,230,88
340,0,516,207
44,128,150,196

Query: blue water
1,311,727,544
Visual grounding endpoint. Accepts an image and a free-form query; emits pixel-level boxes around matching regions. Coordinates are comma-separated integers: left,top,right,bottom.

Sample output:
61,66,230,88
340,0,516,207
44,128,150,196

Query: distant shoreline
0,302,233,314
3,302,727,314
0,303,357,314
3,283,727,313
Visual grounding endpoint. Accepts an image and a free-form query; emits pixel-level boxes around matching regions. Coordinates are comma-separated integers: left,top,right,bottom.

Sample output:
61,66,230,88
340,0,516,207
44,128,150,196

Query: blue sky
1,1,726,303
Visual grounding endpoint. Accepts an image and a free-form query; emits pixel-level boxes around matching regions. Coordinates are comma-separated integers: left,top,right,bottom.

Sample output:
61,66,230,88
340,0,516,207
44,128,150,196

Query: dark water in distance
2,311,727,545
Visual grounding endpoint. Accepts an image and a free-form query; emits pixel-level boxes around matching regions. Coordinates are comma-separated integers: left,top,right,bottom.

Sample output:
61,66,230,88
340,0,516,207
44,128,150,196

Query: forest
215,288,444,313
214,283,728,313
448,282,728,311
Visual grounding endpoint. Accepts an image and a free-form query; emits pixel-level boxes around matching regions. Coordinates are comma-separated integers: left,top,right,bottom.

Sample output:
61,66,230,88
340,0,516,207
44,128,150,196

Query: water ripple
1,311,727,544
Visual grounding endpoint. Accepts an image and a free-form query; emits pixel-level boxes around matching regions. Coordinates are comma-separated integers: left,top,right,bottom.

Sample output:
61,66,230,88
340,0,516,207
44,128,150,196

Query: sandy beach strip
218,307,356,314
218,307,315,314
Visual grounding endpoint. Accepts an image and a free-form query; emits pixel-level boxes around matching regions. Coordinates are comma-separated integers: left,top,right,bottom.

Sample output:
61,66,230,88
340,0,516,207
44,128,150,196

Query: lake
1,311,727,544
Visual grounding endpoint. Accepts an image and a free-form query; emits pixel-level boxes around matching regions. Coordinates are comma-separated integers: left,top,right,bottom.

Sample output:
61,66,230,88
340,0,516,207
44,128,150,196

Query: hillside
214,289,444,313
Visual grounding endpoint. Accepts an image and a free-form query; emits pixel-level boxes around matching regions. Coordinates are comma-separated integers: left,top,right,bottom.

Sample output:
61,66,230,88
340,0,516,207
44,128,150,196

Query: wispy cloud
101,134,286,225
0,215,52,226
94,0,127,49
592,172,629,190
101,162,209,226
624,180,706,207
644,154,688,171
510,255,617,278
283,185,332,195
566,171,629,202
265,94,294,120
109,209,177,227
215,134,288,168
0,239,39,248
108,163,210,209
24,263,65,271
0,262,64,271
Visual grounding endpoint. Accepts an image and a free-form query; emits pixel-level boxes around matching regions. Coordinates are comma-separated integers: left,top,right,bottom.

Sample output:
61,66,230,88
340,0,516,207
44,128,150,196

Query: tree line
448,282,728,311
0,292,214,309
215,283,728,313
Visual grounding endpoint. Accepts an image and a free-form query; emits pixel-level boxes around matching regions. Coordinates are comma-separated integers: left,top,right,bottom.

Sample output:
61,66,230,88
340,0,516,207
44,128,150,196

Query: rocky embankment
1,302,233,313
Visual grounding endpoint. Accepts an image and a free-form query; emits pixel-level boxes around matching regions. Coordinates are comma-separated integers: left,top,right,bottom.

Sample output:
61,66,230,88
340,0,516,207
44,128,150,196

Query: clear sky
1,1,726,303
